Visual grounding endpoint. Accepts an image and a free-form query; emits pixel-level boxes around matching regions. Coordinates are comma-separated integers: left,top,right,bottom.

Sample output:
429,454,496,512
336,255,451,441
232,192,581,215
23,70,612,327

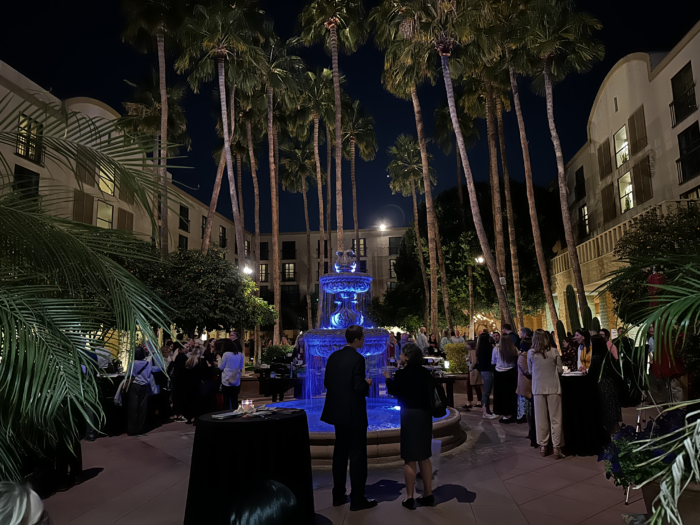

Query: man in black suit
321,325,378,511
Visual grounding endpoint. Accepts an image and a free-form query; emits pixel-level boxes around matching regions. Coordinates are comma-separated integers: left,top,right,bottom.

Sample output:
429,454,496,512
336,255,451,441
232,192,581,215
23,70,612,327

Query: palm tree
387,134,434,329
259,28,305,343
523,0,604,313
300,0,368,253
342,98,377,255
123,0,185,259
176,0,263,271
280,138,318,330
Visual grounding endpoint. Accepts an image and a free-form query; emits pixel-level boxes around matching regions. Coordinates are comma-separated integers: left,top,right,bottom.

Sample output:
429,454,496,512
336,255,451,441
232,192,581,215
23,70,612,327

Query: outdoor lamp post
469,256,485,340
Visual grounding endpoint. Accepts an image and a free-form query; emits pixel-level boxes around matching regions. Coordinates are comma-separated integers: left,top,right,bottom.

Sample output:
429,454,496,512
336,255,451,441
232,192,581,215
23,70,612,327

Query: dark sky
2,1,700,233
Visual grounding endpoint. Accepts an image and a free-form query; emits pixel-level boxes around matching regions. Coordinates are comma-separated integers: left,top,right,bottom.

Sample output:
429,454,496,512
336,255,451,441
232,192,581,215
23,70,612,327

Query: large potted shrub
444,343,469,373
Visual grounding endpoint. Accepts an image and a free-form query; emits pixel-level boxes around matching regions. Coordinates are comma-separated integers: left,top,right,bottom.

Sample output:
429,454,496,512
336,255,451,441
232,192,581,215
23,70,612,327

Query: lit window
283,263,296,281
96,201,113,229
618,172,634,213
352,238,367,257
98,168,115,195
16,115,43,164
579,205,590,237
389,259,397,278
260,264,269,282
245,240,250,256
614,126,629,167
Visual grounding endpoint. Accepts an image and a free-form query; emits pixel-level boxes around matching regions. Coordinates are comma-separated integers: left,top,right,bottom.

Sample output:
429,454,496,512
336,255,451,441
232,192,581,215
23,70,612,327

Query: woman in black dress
589,334,622,435
383,343,435,510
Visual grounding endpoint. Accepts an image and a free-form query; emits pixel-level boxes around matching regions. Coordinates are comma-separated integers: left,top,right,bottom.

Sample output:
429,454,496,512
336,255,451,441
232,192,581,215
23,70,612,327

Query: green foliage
555,320,567,348
565,285,581,332
444,344,469,374
607,206,700,325
581,305,592,331
262,345,293,365
591,317,601,334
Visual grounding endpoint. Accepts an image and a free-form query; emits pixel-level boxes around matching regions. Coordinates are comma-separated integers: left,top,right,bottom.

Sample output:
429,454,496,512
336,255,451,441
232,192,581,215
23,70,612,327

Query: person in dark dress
182,347,214,424
383,343,435,510
170,343,188,422
320,326,377,512
589,334,623,435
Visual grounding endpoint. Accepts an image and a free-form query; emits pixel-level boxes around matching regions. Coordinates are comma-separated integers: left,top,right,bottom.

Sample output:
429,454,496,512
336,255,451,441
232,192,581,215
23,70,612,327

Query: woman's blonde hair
186,347,202,369
531,328,551,358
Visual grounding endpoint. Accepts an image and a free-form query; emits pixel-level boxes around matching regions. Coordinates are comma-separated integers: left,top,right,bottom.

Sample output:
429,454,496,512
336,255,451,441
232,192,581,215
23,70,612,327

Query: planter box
642,481,700,523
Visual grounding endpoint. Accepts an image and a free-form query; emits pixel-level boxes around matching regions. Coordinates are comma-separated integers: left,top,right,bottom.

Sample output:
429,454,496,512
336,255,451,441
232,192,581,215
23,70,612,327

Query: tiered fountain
269,250,464,462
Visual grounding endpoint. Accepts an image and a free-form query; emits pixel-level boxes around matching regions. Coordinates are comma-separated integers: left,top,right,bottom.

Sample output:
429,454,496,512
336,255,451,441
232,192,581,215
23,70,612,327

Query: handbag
431,380,448,418
124,362,148,393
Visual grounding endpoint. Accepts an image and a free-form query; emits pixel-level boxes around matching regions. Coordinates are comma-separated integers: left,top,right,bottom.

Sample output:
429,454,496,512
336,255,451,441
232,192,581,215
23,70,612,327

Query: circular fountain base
267,399,466,463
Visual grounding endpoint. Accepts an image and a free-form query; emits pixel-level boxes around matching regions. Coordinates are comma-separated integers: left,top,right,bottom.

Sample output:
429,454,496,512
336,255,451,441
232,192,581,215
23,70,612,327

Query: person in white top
0,482,51,525
491,336,519,423
415,327,429,354
219,338,245,409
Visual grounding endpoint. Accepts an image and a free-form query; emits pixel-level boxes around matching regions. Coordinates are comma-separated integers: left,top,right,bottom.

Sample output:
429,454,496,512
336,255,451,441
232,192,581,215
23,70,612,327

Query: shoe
85,434,96,442
483,413,498,419
402,498,415,510
417,494,435,507
553,447,566,460
350,498,378,511
540,446,550,457
333,495,349,507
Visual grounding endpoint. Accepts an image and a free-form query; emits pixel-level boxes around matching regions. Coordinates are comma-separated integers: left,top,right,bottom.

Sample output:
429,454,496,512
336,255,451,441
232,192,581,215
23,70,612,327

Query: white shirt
219,352,244,387
416,332,429,351
491,347,516,372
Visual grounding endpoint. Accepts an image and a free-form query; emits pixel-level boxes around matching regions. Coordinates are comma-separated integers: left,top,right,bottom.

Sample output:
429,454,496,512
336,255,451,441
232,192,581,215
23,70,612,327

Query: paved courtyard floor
42,395,647,524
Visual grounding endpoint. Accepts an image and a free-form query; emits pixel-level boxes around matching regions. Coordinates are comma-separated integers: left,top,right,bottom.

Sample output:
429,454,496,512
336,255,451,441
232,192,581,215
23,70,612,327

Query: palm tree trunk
313,115,326,327
543,59,586,314
329,24,344,252
237,153,244,231
434,225,453,332
440,54,513,327
246,119,262,364
410,86,439,338
485,84,507,323
217,57,245,270
411,181,430,330
267,86,281,344
350,139,360,256
302,178,313,330
468,265,474,339
508,64,558,326
495,95,524,329
326,122,333,254
157,28,169,260
456,147,466,229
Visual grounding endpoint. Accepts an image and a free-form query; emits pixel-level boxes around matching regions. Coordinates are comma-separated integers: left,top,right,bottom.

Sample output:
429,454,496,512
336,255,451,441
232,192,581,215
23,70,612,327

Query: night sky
2,1,700,233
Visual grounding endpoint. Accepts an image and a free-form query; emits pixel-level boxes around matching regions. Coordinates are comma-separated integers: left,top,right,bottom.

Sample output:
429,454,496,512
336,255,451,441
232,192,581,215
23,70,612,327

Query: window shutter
628,114,638,156
639,156,653,204
603,138,613,176
117,208,133,231
602,183,617,223
635,106,647,151
76,148,96,187
83,193,94,224
597,144,605,180
73,190,94,224
631,163,643,205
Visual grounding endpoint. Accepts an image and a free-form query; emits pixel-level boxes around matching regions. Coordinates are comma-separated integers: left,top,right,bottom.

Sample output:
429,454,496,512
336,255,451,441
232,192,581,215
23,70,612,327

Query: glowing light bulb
243,266,253,275
379,223,387,231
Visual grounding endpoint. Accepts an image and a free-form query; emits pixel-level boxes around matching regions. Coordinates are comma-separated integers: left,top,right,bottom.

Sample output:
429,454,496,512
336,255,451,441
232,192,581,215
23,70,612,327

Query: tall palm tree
280,138,318,330
387,134,434,329
523,0,604,313
342,98,377,255
123,0,185,259
377,0,514,326
259,28,305,343
300,0,368,253
176,0,263,270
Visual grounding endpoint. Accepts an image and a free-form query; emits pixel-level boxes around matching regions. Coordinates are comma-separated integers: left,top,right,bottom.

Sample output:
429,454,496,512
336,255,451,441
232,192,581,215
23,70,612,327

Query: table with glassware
184,404,314,524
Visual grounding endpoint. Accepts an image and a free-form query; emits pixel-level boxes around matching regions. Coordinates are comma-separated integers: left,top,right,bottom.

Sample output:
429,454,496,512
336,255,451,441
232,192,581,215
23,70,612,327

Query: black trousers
222,384,241,410
127,383,149,435
332,425,368,502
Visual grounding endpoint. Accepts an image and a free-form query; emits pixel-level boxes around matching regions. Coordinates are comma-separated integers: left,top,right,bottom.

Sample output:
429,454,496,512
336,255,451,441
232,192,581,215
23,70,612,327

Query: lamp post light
243,266,253,275
378,223,387,231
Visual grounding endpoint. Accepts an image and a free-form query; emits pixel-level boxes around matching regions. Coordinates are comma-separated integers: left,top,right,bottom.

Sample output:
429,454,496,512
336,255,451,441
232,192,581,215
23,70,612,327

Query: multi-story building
546,20,700,332
1,61,406,322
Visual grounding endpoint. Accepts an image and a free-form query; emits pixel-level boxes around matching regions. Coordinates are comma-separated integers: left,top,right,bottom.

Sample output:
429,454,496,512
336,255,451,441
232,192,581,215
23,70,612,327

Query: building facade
547,20,700,332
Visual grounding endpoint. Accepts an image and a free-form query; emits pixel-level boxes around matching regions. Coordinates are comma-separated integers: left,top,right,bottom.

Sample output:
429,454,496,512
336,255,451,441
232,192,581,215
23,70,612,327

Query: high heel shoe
402,498,415,510
417,494,435,507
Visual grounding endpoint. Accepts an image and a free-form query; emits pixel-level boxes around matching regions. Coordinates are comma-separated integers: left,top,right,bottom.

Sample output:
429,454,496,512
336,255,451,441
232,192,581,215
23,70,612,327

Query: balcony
670,83,697,127
677,145,700,185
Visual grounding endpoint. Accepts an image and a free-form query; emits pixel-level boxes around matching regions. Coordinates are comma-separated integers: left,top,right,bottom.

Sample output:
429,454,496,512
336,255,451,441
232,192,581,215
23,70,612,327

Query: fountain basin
267,399,466,463
303,328,390,358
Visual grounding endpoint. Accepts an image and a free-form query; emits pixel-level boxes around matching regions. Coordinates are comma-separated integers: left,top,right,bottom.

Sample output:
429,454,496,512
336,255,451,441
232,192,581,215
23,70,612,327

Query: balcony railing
677,145,700,185
550,199,699,277
670,83,697,127
282,272,297,282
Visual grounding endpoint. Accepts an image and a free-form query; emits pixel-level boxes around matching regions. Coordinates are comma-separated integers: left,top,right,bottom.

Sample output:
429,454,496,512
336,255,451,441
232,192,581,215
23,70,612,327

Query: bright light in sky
379,223,387,231
476,256,485,264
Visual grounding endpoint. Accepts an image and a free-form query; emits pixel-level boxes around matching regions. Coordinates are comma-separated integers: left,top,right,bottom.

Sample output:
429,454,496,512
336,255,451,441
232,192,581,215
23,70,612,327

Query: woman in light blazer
528,329,564,459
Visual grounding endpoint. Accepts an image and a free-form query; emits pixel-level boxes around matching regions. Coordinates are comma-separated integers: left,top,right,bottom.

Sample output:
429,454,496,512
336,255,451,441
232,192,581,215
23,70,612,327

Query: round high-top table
184,410,314,524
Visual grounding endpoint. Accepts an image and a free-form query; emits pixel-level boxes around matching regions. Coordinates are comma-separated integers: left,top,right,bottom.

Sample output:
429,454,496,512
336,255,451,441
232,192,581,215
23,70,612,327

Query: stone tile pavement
42,395,647,524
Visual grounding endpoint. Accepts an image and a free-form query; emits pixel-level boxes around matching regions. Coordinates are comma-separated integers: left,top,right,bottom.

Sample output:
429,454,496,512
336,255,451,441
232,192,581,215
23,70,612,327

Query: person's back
321,346,368,428
527,347,562,395
388,364,433,410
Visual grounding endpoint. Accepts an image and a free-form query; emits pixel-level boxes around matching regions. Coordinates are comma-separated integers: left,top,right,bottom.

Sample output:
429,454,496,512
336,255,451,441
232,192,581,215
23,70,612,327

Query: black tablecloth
184,410,314,524
560,375,609,456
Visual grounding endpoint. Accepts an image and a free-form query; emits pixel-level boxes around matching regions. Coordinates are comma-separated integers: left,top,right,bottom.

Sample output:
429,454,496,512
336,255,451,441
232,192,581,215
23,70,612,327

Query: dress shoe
417,494,435,507
402,498,415,510
350,498,378,511
332,495,348,507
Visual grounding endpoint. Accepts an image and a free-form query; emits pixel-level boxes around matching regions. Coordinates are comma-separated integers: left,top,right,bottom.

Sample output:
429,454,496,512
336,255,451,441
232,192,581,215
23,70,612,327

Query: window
597,138,613,179
601,183,617,223
282,241,296,259
201,216,207,239
628,105,648,155
96,201,114,229
98,167,114,195
682,186,700,199
16,115,43,164
281,285,300,303
260,242,269,260
618,172,634,213
677,121,700,184
351,238,367,257
13,165,40,198
260,263,269,282
245,240,250,257
578,205,590,238
387,281,398,292
671,62,697,127
75,147,96,187
178,234,189,251
73,189,94,224
574,167,586,201
120,185,134,205
317,240,329,258
614,126,629,167
358,260,367,273
614,97,619,112
389,237,401,255
219,226,227,248
283,263,296,281
117,208,134,231
389,259,397,278
632,156,654,204
318,262,329,276
179,205,190,232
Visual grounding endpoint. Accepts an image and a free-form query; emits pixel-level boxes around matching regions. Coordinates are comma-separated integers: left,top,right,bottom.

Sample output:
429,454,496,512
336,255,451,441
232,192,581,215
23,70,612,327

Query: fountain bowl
303,328,390,358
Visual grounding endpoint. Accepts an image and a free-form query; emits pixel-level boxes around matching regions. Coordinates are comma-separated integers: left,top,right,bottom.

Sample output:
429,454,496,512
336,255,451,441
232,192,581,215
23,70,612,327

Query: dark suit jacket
321,346,369,428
